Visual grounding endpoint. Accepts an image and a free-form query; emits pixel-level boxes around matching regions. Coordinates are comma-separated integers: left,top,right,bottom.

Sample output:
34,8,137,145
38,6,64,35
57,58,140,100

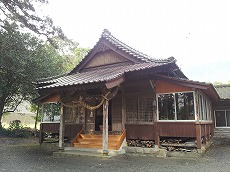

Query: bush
0,120,31,138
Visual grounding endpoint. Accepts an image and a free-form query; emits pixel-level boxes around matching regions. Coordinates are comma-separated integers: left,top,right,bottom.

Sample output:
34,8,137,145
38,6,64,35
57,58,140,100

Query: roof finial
102,29,111,36
167,56,176,63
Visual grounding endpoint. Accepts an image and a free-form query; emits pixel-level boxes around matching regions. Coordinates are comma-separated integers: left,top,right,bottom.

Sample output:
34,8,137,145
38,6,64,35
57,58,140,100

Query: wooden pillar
39,123,43,144
121,86,126,130
59,105,64,150
203,124,207,144
39,104,44,144
207,125,210,141
102,99,109,155
150,80,160,148
195,123,202,149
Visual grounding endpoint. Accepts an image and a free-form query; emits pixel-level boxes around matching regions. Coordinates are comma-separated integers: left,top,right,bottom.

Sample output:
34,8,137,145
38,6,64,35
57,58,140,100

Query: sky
41,0,230,83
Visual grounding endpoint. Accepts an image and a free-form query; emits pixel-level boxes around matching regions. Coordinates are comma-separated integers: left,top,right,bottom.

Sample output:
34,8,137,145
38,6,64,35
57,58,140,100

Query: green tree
0,0,65,40
0,27,68,128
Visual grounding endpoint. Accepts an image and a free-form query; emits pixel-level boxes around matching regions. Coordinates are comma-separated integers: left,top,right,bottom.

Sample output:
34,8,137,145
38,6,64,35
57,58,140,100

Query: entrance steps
71,130,126,150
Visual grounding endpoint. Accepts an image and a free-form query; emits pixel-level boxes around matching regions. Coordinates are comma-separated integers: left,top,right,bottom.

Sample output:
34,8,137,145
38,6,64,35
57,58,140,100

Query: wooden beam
59,105,64,150
105,75,125,89
102,99,109,155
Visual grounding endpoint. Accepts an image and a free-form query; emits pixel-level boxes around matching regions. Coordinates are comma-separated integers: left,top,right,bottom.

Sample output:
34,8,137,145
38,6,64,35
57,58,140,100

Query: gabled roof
69,29,176,74
36,29,186,90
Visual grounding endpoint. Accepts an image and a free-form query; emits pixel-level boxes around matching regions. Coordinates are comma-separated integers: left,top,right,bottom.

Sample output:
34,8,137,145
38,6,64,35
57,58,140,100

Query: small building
214,85,230,128
35,30,219,154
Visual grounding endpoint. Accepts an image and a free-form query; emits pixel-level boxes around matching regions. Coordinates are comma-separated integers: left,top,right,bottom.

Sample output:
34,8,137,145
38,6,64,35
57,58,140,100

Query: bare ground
0,136,230,172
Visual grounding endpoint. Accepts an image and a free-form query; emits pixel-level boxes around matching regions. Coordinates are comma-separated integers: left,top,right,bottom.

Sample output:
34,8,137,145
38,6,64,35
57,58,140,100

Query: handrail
71,129,83,147
116,129,126,150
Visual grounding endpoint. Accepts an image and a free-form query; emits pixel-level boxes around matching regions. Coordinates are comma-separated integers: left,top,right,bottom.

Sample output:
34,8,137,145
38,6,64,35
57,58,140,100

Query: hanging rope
60,91,111,110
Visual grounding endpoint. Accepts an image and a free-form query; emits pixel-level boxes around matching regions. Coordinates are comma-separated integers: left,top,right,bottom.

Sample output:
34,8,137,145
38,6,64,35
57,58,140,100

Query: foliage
0,0,65,41
74,47,90,64
0,27,69,127
0,120,31,138
213,81,223,85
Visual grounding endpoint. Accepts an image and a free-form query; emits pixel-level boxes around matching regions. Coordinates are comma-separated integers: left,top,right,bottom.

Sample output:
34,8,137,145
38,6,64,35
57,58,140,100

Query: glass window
42,103,60,122
158,94,175,120
215,111,226,127
176,92,195,120
197,92,212,121
199,95,204,120
226,111,230,127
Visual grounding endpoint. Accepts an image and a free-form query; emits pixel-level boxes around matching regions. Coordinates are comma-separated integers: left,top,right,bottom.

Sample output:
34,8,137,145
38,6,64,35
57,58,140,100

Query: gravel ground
0,136,230,172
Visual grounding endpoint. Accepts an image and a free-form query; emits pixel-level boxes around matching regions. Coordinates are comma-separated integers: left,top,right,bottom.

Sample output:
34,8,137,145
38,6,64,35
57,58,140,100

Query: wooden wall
156,122,196,137
39,123,83,143
156,80,193,93
84,50,130,69
126,124,154,140
112,94,122,131
213,100,230,110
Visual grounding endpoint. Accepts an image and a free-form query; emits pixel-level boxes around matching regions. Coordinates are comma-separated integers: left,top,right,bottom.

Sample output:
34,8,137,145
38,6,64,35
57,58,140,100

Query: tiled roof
100,29,174,63
214,85,230,99
69,29,176,74
36,29,185,90
37,62,170,89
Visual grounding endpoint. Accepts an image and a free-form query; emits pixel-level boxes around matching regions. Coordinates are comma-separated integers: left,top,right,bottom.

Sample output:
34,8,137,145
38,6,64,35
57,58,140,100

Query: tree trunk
0,98,6,129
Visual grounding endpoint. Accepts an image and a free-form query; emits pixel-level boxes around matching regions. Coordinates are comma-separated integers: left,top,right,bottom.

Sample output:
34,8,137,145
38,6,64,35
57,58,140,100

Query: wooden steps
71,131,126,150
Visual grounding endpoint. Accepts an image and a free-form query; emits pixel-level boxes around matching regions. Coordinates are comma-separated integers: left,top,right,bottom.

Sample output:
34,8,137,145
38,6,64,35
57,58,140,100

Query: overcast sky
42,0,230,83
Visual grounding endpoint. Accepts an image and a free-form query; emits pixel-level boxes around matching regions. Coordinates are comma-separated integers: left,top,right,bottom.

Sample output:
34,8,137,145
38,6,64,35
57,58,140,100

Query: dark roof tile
38,62,168,89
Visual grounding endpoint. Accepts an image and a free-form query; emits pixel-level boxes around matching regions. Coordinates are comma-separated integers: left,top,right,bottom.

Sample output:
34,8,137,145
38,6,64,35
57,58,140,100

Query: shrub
1,120,31,138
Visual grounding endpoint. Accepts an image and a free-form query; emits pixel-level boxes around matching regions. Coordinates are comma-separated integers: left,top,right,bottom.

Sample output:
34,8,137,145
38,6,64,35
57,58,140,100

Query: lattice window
126,97,153,124
126,98,138,123
138,98,153,123
64,106,82,123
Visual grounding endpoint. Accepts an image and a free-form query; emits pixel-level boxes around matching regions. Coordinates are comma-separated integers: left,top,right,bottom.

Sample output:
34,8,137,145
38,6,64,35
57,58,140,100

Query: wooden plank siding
112,94,122,131
156,80,193,93
40,123,83,142
156,122,196,137
84,50,131,69
126,124,154,140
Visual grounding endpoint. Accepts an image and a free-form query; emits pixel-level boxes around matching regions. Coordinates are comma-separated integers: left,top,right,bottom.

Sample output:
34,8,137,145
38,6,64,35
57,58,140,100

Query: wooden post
102,99,109,155
203,124,207,144
150,80,160,148
121,86,126,130
39,104,44,144
195,123,202,149
59,105,64,150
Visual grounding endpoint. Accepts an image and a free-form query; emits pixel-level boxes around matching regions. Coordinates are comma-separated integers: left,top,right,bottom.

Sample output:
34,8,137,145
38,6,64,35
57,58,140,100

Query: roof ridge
69,29,176,74
101,29,174,63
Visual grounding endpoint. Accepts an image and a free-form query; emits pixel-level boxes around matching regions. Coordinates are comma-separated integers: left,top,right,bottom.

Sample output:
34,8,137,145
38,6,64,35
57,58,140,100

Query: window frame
214,110,230,128
196,91,212,122
157,91,196,122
